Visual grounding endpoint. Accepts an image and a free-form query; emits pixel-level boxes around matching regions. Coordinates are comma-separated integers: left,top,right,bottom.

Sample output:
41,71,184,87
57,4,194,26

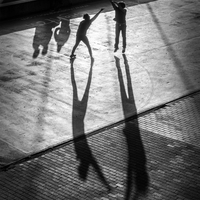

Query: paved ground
0,1,200,198
0,0,200,199
1,91,200,200
1,0,200,165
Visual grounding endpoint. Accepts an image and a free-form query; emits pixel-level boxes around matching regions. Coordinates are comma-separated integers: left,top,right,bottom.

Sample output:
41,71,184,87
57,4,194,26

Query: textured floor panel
0,92,200,199
139,92,200,147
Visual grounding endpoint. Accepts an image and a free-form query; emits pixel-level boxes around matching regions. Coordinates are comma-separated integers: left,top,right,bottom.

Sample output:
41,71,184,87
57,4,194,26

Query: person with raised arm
70,8,104,61
109,0,127,53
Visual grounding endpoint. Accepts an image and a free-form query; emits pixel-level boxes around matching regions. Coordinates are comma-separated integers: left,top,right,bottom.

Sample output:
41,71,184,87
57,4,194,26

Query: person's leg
122,24,127,53
82,36,93,58
71,37,81,57
114,23,120,52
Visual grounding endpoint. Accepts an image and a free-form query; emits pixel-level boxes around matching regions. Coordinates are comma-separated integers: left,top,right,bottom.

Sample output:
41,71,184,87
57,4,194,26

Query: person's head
118,1,126,8
83,14,90,20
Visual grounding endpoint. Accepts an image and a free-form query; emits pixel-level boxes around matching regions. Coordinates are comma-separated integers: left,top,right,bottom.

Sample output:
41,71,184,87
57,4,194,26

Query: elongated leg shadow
71,58,111,191
114,55,149,200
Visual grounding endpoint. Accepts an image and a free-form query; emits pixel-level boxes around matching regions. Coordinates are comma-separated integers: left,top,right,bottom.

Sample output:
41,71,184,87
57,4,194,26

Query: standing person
109,0,127,53
70,8,104,60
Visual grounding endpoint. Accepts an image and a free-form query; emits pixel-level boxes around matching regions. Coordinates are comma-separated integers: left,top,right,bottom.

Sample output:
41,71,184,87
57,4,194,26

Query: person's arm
90,8,104,23
117,3,126,12
109,0,118,9
110,0,126,12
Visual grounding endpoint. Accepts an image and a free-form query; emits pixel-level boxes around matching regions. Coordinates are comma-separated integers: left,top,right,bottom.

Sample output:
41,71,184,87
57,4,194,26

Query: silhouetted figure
54,19,71,52
71,58,111,191
70,8,104,60
32,22,57,58
114,55,149,200
109,0,127,53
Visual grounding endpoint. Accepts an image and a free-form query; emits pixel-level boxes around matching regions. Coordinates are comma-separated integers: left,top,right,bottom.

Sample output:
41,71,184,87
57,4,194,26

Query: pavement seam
1,89,200,172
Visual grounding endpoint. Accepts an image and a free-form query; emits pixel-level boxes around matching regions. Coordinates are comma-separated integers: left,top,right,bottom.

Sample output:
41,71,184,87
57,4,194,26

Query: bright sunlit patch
1,0,200,164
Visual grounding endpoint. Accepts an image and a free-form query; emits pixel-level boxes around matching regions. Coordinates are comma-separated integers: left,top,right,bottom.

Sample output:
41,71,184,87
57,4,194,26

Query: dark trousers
115,23,126,49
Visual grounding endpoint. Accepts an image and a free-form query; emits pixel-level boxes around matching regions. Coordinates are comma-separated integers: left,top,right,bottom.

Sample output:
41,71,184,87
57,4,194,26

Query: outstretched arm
109,0,126,12
109,0,118,9
90,8,104,23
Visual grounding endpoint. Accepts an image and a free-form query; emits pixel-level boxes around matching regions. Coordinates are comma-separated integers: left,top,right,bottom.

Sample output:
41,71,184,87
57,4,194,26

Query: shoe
33,49,40,58
70,54,76,58
42,47,48,55
122,48,126,53
114,48,119,52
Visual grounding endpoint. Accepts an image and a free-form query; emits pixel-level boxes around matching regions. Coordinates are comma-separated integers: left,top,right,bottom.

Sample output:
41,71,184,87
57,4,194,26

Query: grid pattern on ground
139,92,200,146
0,92,200,200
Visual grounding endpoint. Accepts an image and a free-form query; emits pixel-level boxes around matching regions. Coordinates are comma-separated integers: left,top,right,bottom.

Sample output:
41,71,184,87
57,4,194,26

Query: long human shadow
114,54,149,200
54,19,71,53
71,58,111,191
32,22,58,58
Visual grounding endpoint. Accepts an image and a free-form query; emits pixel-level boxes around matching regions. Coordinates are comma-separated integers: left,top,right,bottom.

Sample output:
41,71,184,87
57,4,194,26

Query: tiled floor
1,91,200,200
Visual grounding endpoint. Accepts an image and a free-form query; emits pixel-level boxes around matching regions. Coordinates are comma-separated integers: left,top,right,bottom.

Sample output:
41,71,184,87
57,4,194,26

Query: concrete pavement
1,91,200,200
0,0,200,165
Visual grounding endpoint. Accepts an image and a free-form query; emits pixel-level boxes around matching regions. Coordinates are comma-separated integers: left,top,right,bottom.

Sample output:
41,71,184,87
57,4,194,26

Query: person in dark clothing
109,0,127,53
70,8,104,60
